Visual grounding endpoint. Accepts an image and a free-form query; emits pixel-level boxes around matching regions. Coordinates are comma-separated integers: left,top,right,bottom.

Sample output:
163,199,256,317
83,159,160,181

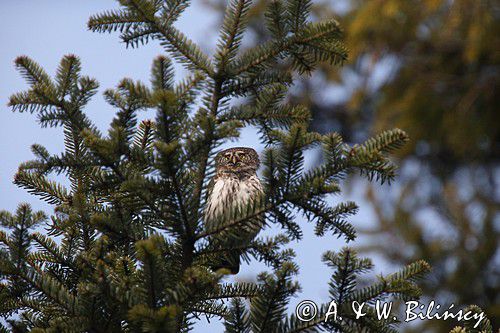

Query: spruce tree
0,1,437,332
204,1,499,332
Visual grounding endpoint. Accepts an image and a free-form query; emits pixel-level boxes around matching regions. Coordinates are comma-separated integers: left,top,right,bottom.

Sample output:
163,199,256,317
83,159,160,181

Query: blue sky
0,1,392,331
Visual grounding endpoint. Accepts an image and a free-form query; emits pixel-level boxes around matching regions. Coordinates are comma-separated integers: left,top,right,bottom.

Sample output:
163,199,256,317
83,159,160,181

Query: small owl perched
204,147,264,274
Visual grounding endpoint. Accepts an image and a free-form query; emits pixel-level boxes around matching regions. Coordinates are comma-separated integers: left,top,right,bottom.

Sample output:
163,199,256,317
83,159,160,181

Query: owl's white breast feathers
205,175,263,222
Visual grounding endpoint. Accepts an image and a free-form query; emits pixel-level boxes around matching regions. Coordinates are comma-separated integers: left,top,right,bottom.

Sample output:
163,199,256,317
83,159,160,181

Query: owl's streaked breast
205,175,263,223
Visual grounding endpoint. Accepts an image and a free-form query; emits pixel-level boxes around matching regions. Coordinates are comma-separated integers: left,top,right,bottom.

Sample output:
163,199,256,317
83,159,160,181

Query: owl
204,147,264,274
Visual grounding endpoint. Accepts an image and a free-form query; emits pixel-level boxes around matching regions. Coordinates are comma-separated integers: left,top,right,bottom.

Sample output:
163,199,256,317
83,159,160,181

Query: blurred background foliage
204,0,499,331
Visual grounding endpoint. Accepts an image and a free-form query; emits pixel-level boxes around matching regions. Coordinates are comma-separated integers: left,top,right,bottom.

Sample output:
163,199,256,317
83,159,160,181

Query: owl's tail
211,251,241,274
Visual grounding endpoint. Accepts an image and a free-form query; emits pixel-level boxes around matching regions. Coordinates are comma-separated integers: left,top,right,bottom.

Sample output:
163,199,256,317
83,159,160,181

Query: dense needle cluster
0,1,454,332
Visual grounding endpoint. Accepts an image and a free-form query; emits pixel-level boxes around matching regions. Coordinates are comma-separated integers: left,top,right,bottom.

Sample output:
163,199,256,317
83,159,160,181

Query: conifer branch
216,0,252,68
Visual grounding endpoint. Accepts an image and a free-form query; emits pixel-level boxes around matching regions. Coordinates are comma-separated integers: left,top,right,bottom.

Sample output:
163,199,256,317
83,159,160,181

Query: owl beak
230,155,238,165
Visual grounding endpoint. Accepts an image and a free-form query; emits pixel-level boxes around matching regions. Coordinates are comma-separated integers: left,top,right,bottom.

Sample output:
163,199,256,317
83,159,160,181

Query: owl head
215,147,260,174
